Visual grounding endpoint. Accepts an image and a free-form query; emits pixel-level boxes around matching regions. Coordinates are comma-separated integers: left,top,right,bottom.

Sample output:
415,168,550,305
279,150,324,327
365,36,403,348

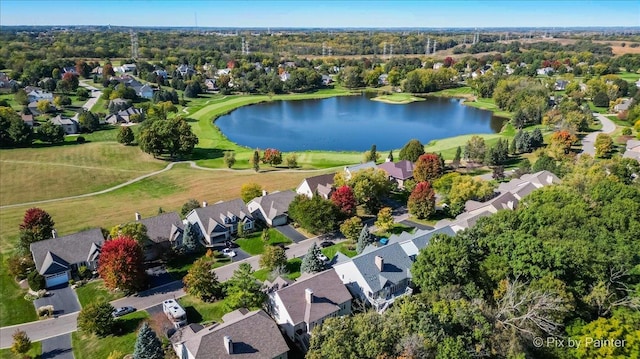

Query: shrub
7,254,34,280
37,305,54,317
77,301,117,337
27,271,45,291
77,265,89,279
76,136,86,144
622,127,632,136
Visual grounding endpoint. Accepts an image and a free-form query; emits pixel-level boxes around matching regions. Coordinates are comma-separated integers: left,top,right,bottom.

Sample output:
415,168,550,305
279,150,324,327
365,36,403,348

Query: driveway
399,220,433,231
40,333,74,359
275,224,308,243
581,113,616,156
34,285,81,316
146,265,174,288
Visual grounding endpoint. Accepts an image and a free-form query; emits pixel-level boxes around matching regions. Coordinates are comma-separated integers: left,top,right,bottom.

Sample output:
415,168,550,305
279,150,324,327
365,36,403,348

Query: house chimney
135,212,141,221
224,335,233,354
305,288,314,304
51,229,57,238
262,190,268,196
202,201,208,208
375,256,384,271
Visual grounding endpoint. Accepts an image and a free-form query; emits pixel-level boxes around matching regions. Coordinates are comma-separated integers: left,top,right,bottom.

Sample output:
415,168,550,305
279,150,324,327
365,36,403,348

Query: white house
186,199,255,245
266,270,352,352
116,64,137,73
247,190,296,227
30,228,104,288
295,173,335,199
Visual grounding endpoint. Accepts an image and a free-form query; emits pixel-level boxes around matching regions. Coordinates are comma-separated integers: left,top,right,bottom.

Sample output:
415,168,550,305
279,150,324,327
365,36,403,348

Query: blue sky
1,1,638,28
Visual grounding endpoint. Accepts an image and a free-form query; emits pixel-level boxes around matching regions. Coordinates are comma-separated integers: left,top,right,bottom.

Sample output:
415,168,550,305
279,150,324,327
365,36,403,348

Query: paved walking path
581,113,617,156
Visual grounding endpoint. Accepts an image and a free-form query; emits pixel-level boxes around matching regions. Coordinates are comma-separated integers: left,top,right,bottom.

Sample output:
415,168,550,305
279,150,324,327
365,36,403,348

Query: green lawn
71,311,148,359
178,295,229,324
235,228,293,255
75,280,124,307
253,258,302,282
464,97,513,119
370,93,426,104
616,71,640,83
0,255,37,327
322,242,357,260
0,340,41,359
430,86,475,98
588,101,609,114
373,223,414,238
166,252,231,280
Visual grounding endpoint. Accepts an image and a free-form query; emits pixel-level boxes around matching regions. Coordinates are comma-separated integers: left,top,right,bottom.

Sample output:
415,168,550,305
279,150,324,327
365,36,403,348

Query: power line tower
130,30,139,60
426,38,430,55
432,40,437,54
383,42,387,57
389,43,393,57
322,42,326,57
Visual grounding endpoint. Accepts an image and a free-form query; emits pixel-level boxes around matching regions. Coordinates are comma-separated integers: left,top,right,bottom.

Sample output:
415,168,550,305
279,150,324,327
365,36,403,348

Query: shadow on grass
115,315,146,336
183,306,203,324
190,147,225,161
285,259,302,274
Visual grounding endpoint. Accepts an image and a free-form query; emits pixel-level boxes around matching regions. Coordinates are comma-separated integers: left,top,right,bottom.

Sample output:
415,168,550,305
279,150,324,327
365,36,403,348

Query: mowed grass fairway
0,142,165,205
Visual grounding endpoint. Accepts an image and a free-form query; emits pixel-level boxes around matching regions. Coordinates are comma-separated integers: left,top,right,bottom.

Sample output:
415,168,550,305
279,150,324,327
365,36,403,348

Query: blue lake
214,94,505,152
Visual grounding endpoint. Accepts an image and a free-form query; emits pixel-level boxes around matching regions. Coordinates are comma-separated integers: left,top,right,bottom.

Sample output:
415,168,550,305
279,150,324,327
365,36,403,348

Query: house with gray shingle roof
186,199,255,245
296,173,335,199
267,270,352,352
614,98,634,113
171,309,289,359
247,190,296,227
333,242,415,313
623,139,640,162
344,161,377,180
105,106,144,125
377,160,414,188
126,212,184,260
30,228,104,288
50,115,79,134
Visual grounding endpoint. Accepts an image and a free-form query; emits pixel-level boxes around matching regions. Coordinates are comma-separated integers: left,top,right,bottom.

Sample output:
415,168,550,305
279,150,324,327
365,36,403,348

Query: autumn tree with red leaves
18,208,55,254
98,236,146,293
408,181,436,219
262,148,283,166
413,153,443,182
331,185,357,217
549,130,578,158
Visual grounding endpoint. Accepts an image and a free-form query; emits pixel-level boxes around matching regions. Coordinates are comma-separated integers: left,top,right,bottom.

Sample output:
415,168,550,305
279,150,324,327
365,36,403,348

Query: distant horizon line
2,25,640,30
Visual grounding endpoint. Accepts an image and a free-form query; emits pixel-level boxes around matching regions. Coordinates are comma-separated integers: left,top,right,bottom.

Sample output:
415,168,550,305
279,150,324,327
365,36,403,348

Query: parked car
222,248,237,257
320,241,334,248
317,253,329,263
225,240,238,248
112,306,136,317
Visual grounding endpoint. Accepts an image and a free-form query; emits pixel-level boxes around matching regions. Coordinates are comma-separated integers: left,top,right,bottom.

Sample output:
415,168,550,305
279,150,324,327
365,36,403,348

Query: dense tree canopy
98,236,146,293
138,116,198,158
288,194,339,234
399,139,425,162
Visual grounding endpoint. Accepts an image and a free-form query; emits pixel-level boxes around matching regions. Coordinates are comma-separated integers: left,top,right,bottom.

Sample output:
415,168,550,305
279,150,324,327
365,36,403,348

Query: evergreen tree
531,128,544,148
252,150,260,172
521,131,533,153
301,243,325,274
453,146,461,165
181,222,202,253
225,263,265,310
387,150,394,162
133,322,164,359
509,137,517,155
117,126,134,145
513,129,523,154
356,225,372,254
365,144,378,162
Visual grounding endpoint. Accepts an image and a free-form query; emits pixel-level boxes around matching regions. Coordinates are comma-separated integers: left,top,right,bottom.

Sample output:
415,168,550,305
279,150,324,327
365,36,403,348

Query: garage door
45,272,69,288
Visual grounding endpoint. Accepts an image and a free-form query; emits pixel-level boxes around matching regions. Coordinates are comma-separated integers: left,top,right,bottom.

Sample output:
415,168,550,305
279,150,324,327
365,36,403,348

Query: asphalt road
40,333,74,359
581,113,616,156
0,313,78,349
275,225,308,243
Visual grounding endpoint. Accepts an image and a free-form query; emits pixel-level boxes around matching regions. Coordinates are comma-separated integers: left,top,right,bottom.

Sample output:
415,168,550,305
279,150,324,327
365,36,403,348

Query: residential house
27,89,53,102
171,309,289,359
536,67,554,76
623,139,640,162
377,160,414,189
63,67,78,76
153,69,168,79
216,68,231,77
116,64,137,73
27,100,53,116
247,190,296,226
0,72,18,92
105,107,143,125
91,66,103,76
132,212,184,260
378,74,389,85
432,62,444,70
496,170,561,200
635,79,640,89
284,61,296,68
204,79,217,91
263,276,293,293
280,72,291,82
21,114,35,127
321,74,333,86
333,242,414,313
50,115,79,134
614,99,633,113
134,84,154,99
30,228,104,288
176,64,195,77
383,226,456,259
579,83,588,92
555,80,569,91
296,173,335,199
344,161,377,180
186,199,255,245
267,270,352,352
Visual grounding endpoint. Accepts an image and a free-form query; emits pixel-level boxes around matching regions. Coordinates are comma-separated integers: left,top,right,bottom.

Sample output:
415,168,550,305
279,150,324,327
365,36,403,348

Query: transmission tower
426,38,430,55
389,43,393,57
322,42,326,57
383,42,387,57
130,30,139,60
432,40,437,54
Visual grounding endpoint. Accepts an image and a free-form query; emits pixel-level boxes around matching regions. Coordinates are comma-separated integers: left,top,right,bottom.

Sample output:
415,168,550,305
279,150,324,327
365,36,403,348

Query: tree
531,128,544,148
412,233,474,293
347,168,393,213
14,89,29,106
340,216,364,243
77,301,117,337
183,257,222,302
181,222,203,253
223,150,236,168
364,144,379,162
98,236,146,293
436,337,470,359
117,126,135,145
260,245,287,271
261,228,270,242
399,139,425,162
1,106,33,148
549,130,578,158
414,153,443,182
103,63,115,77
453,146,461,167
252,150,260,172
285,153,298,168
138,117,198,158
387,150,394,162
18,207,55,254
262,148,283,166
288,195,339,234
225,263,265,311
446,175,495,216
180,198,200,217
492,165,506,180
76,87,90,100
330,185,357,217
408,181,436,219
464,135,487,163
374,207,394,233
240,182,263,203
593,91,609,107
37,121,65,144
356,225,372,254
133,322,164,359
109,222,149,247
594,133,614,158
27,270,45,290
11,330,31,357
301,243,325,274
78,110,100,132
